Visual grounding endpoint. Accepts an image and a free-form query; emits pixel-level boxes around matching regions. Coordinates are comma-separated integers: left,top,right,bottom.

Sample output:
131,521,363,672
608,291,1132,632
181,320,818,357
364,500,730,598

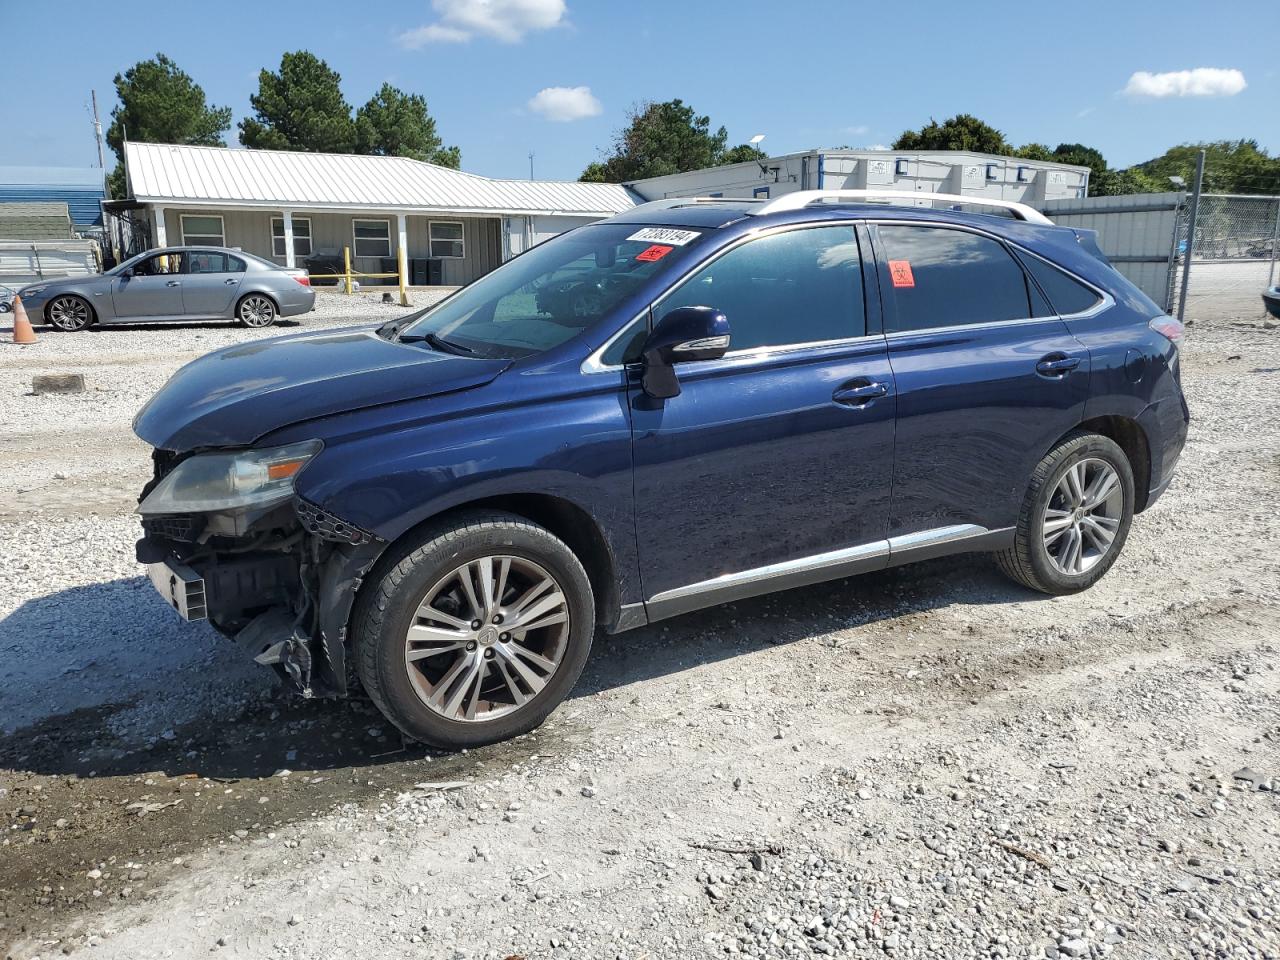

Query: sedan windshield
397,223,705,359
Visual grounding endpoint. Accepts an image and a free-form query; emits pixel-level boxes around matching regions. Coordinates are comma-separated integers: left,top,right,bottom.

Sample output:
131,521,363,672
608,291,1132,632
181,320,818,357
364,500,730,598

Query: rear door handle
1036,354,1080,377
832,381,889,406
224,278,238,284
166,280,181,287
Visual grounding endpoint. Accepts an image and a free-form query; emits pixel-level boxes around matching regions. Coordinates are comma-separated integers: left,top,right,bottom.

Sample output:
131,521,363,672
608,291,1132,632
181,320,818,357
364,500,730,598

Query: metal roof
125,142,636,217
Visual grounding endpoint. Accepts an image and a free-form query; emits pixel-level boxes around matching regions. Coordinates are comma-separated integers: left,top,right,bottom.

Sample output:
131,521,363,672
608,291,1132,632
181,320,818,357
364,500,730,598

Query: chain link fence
1173,194,1280,320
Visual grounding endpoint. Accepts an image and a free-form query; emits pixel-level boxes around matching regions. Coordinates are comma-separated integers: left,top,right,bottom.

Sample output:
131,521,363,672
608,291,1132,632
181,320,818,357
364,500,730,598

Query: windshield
398,223,706,359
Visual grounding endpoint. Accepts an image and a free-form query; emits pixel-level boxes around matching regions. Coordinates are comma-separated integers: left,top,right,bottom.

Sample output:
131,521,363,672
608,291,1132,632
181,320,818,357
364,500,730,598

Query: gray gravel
2,299,1278,960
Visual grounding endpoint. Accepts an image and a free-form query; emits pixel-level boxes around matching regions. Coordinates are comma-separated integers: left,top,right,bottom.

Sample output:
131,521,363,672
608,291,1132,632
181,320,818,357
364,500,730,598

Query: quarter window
430,221,465,259
271,217,313,258
875,226,1031,333
660,225,866,352
1018,253,1103,317
180,214,224,247
353,219,392,258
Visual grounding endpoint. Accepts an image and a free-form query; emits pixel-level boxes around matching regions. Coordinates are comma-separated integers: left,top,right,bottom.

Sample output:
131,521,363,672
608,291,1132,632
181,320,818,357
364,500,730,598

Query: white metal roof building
627,149,1091,207
117,142,638,285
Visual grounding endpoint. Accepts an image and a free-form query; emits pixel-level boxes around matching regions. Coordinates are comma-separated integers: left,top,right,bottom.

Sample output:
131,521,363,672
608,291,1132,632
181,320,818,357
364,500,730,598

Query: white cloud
865,143,890,151
527,85,602,122
398,0,566,46
1123,67,1246,98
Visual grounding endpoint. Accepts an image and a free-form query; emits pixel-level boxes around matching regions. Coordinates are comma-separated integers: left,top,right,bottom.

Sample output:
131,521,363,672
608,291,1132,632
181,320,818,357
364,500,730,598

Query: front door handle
224,278,238,285
166,280,181,287
832,381,889,406
1036,354,1081,377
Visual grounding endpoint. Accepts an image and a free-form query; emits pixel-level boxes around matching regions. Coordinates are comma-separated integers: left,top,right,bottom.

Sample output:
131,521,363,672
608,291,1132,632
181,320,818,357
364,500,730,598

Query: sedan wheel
48,295,92,331
237,294,276,328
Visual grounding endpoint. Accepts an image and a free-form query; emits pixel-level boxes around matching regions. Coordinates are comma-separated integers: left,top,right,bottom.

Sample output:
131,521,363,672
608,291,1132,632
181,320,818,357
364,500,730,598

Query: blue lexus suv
133,192,1189,749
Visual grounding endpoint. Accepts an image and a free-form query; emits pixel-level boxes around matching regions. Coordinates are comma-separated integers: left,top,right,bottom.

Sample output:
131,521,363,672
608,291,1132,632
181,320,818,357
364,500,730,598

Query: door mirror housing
640,306,731,399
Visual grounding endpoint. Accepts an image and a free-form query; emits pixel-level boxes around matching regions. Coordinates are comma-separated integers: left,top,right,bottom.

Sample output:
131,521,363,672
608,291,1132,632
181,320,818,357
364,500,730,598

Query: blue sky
2,0,1275,181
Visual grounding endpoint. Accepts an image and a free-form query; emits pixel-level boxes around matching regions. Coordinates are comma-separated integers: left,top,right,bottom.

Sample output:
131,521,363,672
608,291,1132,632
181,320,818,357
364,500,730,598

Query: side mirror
121,267,135,279
641,305,731,399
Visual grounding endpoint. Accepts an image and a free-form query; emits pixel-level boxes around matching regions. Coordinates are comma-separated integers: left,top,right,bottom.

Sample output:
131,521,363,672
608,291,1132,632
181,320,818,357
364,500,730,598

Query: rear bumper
1137,389,1190,511
277,287,316,317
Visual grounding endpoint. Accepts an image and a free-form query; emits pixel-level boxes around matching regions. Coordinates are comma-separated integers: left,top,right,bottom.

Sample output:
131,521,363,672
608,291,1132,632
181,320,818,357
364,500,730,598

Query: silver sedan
12,247,316,331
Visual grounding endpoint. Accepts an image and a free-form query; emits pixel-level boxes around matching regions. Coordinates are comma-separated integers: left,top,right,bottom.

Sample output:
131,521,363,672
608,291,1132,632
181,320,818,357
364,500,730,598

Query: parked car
11,247,314,330
132,191,1189,750
1264,285,1280,320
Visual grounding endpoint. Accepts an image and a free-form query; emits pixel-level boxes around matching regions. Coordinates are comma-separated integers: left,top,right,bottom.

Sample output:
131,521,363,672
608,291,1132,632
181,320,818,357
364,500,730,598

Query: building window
1016,166,1030,183
271,217,312,258
895,158,909,176
429,220,465,259
753,186,770,199
986,164,1000,181
180,214,225,247
353,218,392,258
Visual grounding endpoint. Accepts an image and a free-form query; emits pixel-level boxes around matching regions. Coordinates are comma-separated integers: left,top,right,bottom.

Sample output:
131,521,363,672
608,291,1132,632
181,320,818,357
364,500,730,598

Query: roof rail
750,189,1053,225
624,196,765,215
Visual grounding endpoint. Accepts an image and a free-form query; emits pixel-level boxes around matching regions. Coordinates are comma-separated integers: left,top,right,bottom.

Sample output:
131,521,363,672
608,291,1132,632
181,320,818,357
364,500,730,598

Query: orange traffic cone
11,295,37,344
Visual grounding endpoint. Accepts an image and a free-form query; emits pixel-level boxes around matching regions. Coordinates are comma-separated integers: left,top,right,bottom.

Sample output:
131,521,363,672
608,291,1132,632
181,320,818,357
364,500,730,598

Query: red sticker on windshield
635,244,674,262
888,260,915,288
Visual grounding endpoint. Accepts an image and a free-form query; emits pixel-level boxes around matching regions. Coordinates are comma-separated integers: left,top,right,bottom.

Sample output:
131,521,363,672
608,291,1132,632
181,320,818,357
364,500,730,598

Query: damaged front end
136,446,383,698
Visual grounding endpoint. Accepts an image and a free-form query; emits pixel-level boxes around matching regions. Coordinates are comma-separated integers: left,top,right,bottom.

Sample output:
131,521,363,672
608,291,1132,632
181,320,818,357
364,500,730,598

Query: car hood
133,326,510,451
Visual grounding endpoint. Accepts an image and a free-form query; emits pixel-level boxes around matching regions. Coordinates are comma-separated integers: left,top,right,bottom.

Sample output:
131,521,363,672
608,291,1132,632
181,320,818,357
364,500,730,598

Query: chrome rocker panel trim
642,524,1013,624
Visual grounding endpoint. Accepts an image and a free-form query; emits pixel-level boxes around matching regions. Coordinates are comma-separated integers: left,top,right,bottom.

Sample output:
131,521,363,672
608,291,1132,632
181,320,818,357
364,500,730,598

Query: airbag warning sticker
888,260,915,288
627,227,700,245
635,244,674,262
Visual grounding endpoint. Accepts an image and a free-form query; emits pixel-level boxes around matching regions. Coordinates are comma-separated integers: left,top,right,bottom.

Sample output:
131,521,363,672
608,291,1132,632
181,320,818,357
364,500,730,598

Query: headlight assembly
137,440,322,515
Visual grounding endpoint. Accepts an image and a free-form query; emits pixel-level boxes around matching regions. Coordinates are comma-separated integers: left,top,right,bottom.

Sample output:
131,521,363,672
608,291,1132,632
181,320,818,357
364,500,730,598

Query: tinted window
133,253,184,276
186,252,244,274
661,225,865,351
876,226,1030,333
1020,253,1103,316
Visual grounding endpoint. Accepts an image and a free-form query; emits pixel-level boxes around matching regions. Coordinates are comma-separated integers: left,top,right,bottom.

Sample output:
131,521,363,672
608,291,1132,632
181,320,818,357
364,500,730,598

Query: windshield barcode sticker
627,227,701,246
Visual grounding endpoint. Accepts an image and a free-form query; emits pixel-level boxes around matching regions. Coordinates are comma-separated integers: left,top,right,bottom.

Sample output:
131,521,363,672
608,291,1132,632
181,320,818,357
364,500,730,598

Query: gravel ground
1,293,1277,960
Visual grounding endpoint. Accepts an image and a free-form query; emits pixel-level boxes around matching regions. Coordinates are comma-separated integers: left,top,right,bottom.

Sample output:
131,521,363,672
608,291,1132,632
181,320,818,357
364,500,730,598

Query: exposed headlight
22,286,48,298
137,440,322,515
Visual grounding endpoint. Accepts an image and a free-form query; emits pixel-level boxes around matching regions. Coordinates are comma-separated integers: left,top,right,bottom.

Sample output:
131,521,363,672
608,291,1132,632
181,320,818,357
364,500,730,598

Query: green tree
105,53,231,198
1089,167,1165,196
1014,142,1053,162
580,99,731,182
354,83,460,168
1138,140,1280,195
892,114,1009,154
239,51,356,153
719,143,767,165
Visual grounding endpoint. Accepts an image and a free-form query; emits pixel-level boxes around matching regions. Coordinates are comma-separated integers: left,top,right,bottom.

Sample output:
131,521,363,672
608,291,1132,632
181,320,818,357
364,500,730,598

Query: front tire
354,511,595,750
47,295,93,331
237,293,277,328
997,431,1135,595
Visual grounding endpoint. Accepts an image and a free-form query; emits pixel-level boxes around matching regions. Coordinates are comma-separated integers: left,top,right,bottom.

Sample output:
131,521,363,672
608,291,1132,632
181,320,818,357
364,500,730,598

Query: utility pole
528,151,535,180
91,89,106,172
1176,149,1206,323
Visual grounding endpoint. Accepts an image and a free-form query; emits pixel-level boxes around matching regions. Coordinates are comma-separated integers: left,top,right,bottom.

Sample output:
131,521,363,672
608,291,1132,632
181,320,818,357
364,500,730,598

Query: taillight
294,275,311,287
1149,314,1184,344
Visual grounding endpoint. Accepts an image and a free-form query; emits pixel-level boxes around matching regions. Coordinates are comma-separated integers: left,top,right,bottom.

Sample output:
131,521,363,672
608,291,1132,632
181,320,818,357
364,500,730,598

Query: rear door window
1019,253,1103,316
875,226,1031,333
659,225,865,351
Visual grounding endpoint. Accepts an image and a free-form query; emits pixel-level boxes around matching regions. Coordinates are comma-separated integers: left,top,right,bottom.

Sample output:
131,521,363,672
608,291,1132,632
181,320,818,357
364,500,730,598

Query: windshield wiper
398,331,476,355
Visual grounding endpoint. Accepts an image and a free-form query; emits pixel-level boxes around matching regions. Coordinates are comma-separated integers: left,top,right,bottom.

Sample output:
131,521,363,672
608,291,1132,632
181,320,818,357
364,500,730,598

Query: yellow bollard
398,244,409,307
343,246,353,295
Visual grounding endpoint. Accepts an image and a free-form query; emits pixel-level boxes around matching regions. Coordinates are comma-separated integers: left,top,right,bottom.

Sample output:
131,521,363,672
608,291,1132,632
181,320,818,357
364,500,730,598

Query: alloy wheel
48,296,90,330
1041,457,1123,576
403,555,570,722
239,295,275,327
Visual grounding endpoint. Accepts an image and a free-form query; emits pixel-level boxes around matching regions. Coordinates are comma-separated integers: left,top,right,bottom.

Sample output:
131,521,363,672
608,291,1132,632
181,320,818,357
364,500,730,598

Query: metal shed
120,142,638,286
0,166,106,228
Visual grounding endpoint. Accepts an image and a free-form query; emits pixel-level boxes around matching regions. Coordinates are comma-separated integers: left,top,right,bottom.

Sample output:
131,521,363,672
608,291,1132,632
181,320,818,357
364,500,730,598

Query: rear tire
354,511,595,750
237,293,277,328
997,431,1135,594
